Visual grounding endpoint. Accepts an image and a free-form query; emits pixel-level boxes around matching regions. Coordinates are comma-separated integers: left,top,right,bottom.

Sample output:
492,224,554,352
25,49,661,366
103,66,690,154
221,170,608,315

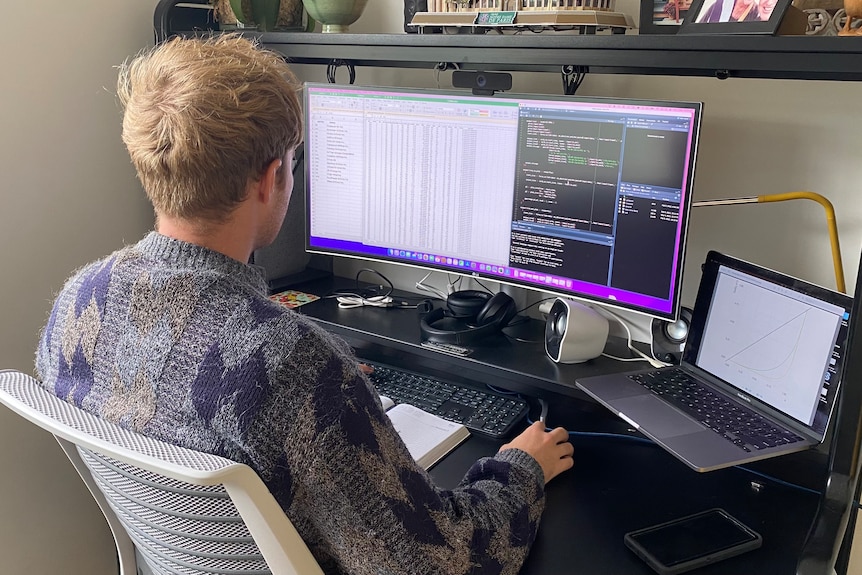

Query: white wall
0,2,160,573
0,0,860,573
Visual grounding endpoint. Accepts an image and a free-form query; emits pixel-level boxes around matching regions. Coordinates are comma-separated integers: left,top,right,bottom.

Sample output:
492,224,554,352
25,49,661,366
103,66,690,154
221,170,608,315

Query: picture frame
639,0,694,34
677,0,794,34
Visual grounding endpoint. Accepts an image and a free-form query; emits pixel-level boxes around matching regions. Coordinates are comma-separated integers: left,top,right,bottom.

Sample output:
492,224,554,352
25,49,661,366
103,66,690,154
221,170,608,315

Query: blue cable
735,465,822,497
525,415,655,445
529,405,823,497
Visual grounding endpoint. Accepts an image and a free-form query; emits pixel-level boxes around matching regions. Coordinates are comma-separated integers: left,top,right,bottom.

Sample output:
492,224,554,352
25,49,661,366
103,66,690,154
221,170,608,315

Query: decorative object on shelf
212,0,238,23
405,0,443,32
639,0,694,34
408,0,635,33
678,0,808,33
252,0,280,30
217,0,312,30
300,0,369,32
838,0,862,33
791,0,848,34
803,7,836,32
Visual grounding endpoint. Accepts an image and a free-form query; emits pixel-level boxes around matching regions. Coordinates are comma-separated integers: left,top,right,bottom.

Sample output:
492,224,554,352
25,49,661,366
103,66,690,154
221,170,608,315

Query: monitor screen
304,83,702,321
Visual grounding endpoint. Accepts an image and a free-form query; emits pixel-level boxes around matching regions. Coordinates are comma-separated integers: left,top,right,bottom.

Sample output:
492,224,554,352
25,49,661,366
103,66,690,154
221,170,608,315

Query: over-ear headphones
420,291,517,345
445,290,491,318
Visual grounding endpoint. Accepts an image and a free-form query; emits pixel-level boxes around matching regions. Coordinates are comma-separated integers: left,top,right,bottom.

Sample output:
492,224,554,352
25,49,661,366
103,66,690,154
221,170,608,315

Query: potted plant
217,0,313,31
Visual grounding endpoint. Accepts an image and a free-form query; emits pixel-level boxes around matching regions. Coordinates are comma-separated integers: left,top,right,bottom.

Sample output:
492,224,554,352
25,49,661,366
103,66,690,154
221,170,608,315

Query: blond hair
118,34,302,222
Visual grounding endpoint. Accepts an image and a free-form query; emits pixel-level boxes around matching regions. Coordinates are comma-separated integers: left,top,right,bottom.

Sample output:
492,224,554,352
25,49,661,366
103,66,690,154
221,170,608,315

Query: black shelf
154,0,862,81
244,32,862,81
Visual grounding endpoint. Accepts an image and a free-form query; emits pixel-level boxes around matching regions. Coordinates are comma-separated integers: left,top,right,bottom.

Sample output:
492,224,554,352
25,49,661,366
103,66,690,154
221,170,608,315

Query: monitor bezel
303,82,702,322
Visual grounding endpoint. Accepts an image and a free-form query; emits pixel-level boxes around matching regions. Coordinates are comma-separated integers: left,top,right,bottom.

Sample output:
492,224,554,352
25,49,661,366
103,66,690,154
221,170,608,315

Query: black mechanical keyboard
367,362,528,439
629,370,804,452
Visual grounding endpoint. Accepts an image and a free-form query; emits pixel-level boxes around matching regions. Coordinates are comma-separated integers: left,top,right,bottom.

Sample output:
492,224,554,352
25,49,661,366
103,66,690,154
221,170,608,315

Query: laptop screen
687,253,851,439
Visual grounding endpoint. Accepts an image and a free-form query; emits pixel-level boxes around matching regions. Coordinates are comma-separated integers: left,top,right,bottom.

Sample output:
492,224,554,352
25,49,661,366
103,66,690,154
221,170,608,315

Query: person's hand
500,421,573,484
358,363,374,375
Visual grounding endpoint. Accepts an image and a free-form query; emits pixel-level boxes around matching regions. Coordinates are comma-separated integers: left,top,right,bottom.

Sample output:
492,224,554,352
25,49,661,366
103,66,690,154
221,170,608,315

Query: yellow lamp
692,191,845,293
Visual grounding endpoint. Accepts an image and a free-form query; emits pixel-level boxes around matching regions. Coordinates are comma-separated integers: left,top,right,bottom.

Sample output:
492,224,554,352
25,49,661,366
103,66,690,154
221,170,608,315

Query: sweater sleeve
246,322,546,575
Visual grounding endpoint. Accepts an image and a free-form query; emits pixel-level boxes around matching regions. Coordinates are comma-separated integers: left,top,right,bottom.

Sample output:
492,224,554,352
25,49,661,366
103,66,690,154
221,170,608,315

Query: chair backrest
0,370,323,575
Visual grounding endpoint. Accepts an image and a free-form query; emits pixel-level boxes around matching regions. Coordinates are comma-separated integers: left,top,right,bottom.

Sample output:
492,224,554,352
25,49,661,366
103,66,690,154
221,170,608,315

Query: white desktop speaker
545,298,610,364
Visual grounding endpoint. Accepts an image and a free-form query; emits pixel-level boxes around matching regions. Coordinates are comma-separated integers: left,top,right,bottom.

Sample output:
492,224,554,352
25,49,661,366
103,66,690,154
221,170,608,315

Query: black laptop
576,250,852,472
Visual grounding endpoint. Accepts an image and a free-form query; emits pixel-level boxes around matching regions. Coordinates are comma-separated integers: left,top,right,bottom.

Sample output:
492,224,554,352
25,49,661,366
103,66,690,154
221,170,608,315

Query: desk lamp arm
692,191,846,293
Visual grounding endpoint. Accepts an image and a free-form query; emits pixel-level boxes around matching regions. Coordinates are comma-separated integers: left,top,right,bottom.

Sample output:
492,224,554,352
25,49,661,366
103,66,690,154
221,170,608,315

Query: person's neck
156,215,254,264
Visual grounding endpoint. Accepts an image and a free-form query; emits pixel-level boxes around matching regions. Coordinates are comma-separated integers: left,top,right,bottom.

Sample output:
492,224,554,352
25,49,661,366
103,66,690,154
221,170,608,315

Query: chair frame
0,370,323,575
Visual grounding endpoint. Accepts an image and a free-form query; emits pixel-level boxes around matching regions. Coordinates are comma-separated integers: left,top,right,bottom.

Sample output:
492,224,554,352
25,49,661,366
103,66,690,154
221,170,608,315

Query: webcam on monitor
452,70,512,96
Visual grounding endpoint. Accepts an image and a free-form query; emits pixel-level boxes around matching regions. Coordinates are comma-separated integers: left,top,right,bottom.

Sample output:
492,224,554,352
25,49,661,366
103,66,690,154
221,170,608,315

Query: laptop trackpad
613,395,704,438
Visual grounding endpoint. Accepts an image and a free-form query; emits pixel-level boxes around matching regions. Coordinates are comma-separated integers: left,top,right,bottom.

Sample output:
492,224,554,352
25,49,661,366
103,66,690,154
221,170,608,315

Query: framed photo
639,0,694,34
677,0,794,34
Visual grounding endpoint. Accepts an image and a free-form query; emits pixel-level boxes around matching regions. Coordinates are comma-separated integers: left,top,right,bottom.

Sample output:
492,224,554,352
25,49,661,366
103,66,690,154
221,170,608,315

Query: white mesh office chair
0,370,324,575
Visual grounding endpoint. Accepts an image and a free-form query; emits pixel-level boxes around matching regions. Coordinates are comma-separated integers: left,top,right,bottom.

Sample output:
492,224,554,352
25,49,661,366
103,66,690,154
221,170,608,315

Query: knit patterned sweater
36,232,546,575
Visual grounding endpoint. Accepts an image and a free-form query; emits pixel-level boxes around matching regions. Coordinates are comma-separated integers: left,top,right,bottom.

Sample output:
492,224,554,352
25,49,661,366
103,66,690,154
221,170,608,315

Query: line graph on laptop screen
696,266,844,426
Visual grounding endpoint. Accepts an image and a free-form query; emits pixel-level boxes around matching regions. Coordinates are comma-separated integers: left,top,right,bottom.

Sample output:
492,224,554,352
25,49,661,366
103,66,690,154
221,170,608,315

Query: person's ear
257,158,283,204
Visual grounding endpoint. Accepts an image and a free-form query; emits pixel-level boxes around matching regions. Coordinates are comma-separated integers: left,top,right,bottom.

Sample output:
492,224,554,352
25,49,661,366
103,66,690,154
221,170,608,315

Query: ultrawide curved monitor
304,83,702,321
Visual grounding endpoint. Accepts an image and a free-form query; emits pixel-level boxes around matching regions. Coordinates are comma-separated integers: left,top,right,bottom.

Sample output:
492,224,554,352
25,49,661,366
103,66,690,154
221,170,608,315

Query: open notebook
381,396,470,469
577,250,852,472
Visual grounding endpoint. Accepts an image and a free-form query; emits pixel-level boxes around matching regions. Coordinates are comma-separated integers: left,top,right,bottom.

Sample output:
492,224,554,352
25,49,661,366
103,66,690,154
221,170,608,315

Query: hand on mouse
500,421,573,484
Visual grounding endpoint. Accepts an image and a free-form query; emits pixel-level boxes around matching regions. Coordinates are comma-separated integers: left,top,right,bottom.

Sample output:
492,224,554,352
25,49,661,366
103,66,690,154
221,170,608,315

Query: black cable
502,332,542,345
329,268,394,299
514,296,556,317
355,268,393,293
472,278,495,294
446,273,465,292
292,142,304,177
499,296,556,343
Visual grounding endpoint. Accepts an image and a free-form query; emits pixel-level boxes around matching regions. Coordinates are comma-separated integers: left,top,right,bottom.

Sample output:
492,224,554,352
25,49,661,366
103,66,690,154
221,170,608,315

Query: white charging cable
336,295,394,309
594,307,669,369
415,271,449,300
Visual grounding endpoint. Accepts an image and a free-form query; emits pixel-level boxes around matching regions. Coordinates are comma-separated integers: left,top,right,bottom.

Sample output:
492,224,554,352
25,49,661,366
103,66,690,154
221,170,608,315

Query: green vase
250,0,280,31
301,0,368,32
228,0,250,23
229,0,316,31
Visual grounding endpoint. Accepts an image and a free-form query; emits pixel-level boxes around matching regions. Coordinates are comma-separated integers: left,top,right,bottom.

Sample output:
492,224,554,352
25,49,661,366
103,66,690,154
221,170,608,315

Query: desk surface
290,277,831,574
290,277,639,400
432,435,820,574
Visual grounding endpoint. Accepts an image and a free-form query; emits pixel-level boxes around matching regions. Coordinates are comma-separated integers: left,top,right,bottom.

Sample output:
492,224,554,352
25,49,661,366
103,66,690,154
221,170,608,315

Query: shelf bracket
326,59,356,84
561,65,588,96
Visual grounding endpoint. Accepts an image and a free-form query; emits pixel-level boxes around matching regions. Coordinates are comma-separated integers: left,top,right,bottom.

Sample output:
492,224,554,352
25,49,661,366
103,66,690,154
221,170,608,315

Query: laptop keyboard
367,363,528,439
629,370,804,452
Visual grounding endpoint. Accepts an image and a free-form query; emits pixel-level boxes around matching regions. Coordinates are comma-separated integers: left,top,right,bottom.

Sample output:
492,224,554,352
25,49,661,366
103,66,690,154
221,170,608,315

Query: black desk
432,435,820,574
290,277,832,574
